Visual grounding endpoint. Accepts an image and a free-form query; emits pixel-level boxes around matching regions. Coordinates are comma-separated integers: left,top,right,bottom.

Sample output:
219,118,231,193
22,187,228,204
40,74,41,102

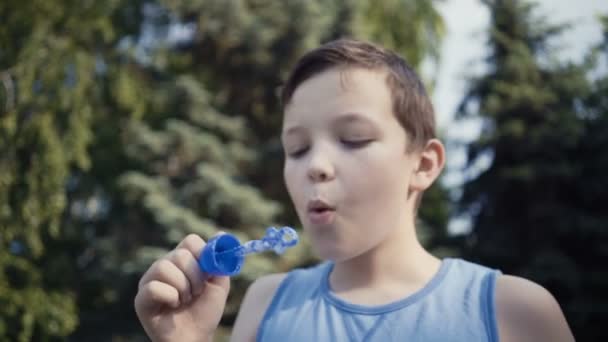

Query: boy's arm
230,273,287,342
495,275,575,342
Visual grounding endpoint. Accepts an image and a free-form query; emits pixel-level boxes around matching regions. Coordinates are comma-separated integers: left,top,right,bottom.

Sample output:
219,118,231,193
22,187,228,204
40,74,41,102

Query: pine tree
457,1,607,339
564,14,608,340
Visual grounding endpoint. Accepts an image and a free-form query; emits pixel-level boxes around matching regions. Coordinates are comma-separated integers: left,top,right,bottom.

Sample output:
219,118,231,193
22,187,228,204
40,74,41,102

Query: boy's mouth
307,199,336,225
307,199,335,212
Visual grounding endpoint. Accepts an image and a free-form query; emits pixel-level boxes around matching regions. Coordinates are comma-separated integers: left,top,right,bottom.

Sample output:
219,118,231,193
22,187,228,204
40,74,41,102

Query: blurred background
1,0,607,340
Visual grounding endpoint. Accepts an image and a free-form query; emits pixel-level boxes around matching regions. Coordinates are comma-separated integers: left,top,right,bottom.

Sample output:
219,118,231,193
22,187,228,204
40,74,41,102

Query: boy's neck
328,218,441,305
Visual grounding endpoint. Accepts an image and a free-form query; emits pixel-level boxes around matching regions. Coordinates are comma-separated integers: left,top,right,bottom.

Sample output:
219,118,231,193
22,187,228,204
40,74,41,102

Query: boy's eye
288,146,309,158
340,139,372,148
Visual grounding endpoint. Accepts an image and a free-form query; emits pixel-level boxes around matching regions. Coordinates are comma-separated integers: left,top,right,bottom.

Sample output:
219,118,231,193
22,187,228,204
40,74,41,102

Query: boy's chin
311,242,340,261
312,242,360,263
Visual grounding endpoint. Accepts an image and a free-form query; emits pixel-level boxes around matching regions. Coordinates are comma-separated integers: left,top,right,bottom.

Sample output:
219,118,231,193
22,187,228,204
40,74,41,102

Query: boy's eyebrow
333,112,377,127
282,125,304,137
282,112,376,137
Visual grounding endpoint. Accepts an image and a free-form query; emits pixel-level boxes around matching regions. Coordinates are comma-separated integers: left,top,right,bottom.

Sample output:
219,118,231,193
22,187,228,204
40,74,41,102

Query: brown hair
281,38,436,152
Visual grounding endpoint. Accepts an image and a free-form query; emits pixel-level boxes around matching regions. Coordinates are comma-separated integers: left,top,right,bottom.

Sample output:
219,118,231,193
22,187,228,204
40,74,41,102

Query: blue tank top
257,258,501,341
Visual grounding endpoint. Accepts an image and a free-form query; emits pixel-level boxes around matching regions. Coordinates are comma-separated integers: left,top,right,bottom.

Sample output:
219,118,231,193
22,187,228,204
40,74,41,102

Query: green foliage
0,0,145,340
354,0,444,63
457,1,608,339
0,1,114,340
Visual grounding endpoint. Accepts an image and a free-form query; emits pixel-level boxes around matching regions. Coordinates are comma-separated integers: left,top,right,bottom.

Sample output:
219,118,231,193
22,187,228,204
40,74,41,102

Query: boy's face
282,67,421,261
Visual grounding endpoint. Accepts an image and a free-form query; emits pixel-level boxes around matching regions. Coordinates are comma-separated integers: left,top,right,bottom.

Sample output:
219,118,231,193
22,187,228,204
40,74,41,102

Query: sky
430,0,608,233
433,0,608,128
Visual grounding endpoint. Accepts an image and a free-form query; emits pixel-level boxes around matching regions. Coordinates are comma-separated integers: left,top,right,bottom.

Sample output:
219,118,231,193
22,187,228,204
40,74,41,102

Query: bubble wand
199,226,299,276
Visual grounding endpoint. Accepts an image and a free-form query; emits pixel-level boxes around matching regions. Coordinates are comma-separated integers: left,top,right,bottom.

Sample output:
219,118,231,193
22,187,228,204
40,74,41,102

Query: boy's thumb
194,275,231,307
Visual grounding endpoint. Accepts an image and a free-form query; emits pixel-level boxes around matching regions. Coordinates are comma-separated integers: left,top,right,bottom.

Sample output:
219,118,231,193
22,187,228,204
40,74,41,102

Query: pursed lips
306,199,336,225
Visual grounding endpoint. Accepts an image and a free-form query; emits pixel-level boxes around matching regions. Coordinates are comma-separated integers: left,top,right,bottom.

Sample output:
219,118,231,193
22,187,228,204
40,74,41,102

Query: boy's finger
135,280,180,315
170,247,207,296
176,234,207,257
208,275,231,294
192,275,230,309
139,258,192,305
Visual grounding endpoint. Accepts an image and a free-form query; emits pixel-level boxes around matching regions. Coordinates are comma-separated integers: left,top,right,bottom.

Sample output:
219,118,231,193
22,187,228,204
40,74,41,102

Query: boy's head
281,38,436,152
280,39,444,261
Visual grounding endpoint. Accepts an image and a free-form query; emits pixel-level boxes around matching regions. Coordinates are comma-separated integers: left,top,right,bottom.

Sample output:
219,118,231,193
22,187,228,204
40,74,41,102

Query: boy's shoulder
249,272,289,294
494,275,574,341
445,258,573,340
231,273,287,342
230,262,330,340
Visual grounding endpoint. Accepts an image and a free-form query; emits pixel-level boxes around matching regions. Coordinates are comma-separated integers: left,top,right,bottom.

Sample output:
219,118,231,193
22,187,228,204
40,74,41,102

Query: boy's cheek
284,177,309,214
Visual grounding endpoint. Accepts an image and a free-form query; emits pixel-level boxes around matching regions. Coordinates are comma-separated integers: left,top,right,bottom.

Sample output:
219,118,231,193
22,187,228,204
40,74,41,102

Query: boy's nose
308,167,334,182
307,151,335,183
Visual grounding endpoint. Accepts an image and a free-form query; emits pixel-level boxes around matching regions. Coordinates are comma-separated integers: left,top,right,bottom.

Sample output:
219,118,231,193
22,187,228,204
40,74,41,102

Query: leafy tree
0,0,146,340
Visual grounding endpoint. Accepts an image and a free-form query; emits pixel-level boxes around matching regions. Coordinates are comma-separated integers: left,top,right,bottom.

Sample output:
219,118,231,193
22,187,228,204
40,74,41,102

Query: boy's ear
409,139,445,192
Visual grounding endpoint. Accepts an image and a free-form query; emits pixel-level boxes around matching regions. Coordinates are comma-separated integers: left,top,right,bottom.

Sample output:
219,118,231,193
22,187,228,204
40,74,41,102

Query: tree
564,14,608,340
457,1,607,339
0,0,146,340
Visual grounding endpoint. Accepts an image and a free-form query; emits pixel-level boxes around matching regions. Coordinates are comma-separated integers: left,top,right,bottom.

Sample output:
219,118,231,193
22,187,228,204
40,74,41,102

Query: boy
134,39,574,341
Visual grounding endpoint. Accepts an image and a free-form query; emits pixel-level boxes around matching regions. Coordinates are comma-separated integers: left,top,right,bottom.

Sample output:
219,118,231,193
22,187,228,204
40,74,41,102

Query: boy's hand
135,234,230,342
